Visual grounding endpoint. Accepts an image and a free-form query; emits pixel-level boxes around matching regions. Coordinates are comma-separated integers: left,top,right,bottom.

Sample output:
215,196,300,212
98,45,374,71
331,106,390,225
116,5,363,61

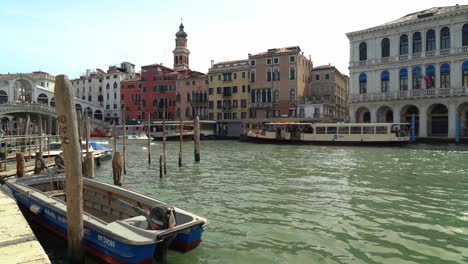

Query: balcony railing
463,46,468,53
425,50,435,57
352,47,460,68
350,87,468,102
439,49,450,55
250,102,273,108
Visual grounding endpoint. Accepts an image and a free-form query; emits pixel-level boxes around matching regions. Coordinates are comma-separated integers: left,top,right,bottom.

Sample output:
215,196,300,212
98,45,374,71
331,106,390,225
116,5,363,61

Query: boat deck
0,189,51,263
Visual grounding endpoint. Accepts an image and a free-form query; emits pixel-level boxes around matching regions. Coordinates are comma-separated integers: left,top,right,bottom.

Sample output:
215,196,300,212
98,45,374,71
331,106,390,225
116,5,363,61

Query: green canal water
39,141,468,263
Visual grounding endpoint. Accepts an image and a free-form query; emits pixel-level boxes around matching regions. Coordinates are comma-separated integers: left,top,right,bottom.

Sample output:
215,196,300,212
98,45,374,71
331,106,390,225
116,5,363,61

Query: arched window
412,67,422,90
142,99,146,107
153,99,158,107
187,92,191,102
289,89,296,102
273,90,279,103
261,89,266,102
426,29,435,51
400,34,408,55
425,65,435,89
185,107,191,118
440,27,450,50
440,64,450,88
359,73,367,94
266,69,272,81
413,32,422,53
463,24,468,46
250,71,256,83
176,93,181,102
106,83,110,89
381,38,390,58
113,82,117,89
399,68,408,91
381,71,390,93
359,42,367,61
176,107,181,118
463,61,468,87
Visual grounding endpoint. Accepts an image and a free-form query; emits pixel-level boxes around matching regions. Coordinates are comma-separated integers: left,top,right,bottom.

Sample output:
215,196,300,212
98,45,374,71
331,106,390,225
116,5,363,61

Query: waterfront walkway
0,189,50,263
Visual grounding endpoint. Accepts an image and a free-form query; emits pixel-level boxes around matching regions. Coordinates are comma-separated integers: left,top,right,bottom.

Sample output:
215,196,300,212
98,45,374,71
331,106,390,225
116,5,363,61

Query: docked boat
152,123,194,141
89,141,113,160
42,142,105,163
244,122,410,146
5,174,208,264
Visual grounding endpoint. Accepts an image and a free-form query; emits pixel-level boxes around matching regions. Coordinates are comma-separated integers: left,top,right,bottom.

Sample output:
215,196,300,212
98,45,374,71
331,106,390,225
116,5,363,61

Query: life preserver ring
55,155,65,168
34,157,46,172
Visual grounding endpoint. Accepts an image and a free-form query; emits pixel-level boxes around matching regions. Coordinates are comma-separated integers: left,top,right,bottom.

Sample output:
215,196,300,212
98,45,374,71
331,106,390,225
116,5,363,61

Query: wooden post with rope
54,74,84,263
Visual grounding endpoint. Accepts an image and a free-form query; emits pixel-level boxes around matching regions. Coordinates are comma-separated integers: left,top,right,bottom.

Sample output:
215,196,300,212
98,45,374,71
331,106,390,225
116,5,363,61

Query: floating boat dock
0,189,50,263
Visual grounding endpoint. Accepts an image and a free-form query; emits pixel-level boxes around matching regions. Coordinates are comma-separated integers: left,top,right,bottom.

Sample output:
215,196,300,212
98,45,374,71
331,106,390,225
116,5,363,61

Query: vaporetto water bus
244,122,410,146
5,174,209,264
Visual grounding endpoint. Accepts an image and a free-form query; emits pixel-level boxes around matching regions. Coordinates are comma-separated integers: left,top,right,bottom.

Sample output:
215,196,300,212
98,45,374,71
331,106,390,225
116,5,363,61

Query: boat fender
29,204,43,215
148,205,177,230
35,157,46,172
55,155,65,168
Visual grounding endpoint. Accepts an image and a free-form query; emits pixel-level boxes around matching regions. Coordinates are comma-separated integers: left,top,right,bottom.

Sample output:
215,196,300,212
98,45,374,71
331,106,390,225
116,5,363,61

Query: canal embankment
0,188,50,263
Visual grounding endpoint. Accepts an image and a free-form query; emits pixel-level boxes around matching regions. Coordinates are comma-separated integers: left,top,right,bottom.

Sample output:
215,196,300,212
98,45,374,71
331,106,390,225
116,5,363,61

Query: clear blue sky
0,0,463,78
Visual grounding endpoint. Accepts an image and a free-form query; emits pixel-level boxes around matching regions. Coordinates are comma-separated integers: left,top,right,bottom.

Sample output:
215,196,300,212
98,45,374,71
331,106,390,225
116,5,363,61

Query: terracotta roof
141,63,174,72
213,59,248,66
251,46,301,56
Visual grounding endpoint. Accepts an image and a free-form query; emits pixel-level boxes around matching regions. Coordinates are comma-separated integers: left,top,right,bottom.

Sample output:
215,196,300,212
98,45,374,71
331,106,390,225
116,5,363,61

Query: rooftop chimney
211,60,214,67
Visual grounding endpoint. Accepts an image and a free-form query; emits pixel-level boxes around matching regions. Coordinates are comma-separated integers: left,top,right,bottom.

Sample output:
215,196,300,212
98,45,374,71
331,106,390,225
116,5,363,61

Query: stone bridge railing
0,102,109,127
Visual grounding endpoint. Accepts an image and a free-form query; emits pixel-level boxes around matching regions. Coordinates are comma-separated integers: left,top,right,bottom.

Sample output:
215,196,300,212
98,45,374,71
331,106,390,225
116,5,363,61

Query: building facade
176,71,208,120
309,65,349,120
347,5,468,138
248,46,312,119
207,60,251,120
72,62,135,123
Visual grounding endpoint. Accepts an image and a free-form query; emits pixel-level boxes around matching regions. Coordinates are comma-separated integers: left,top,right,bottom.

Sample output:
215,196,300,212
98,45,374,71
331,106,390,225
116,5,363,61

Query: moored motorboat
5,175,208,264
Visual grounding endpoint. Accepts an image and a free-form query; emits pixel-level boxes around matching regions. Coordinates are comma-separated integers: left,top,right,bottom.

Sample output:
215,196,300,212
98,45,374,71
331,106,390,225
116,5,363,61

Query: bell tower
173,23,190,71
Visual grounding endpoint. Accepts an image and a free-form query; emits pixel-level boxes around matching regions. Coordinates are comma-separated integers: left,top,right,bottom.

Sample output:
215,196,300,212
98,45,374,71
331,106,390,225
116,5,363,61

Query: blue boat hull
11,188,205,264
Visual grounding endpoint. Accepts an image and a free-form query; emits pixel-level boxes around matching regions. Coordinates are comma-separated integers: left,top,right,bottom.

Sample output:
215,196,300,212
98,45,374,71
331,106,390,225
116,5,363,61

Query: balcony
463,46,468,53
250,102,272,108
399,54,408,61
380,57,390,63
223,92,232,98
358,60,367,66
350,87,468,103
425,50,435,57
439,49,450,56
411,53,421,59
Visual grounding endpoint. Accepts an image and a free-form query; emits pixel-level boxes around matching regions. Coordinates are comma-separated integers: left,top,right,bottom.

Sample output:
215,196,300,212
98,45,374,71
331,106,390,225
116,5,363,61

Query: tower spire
173,22,190,71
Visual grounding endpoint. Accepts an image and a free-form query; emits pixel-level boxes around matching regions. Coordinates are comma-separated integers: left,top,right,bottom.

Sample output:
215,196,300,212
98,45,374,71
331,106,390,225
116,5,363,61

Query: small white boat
42,142,105,163
115,135,150,145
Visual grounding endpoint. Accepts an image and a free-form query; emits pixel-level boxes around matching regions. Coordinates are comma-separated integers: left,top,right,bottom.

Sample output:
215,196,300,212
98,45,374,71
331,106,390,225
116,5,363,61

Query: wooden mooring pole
163,106,166,175
84,114,94,178
194,116,200,162
122,107,127,175
147,112,151,164
179,117,182,167
54,74,84,263
16,153,25,177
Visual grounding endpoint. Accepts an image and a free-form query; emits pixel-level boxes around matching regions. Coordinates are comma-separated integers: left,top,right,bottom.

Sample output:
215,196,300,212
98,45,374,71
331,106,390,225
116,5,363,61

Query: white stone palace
347,4,468,139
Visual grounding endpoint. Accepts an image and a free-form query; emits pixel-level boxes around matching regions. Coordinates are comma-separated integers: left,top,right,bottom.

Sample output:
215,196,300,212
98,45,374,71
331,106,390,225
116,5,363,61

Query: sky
0,0,464,78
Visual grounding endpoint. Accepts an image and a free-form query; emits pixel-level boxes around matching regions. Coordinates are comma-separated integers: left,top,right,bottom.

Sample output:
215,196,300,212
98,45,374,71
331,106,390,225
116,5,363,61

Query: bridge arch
94,110,103,120
0,90,8,104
